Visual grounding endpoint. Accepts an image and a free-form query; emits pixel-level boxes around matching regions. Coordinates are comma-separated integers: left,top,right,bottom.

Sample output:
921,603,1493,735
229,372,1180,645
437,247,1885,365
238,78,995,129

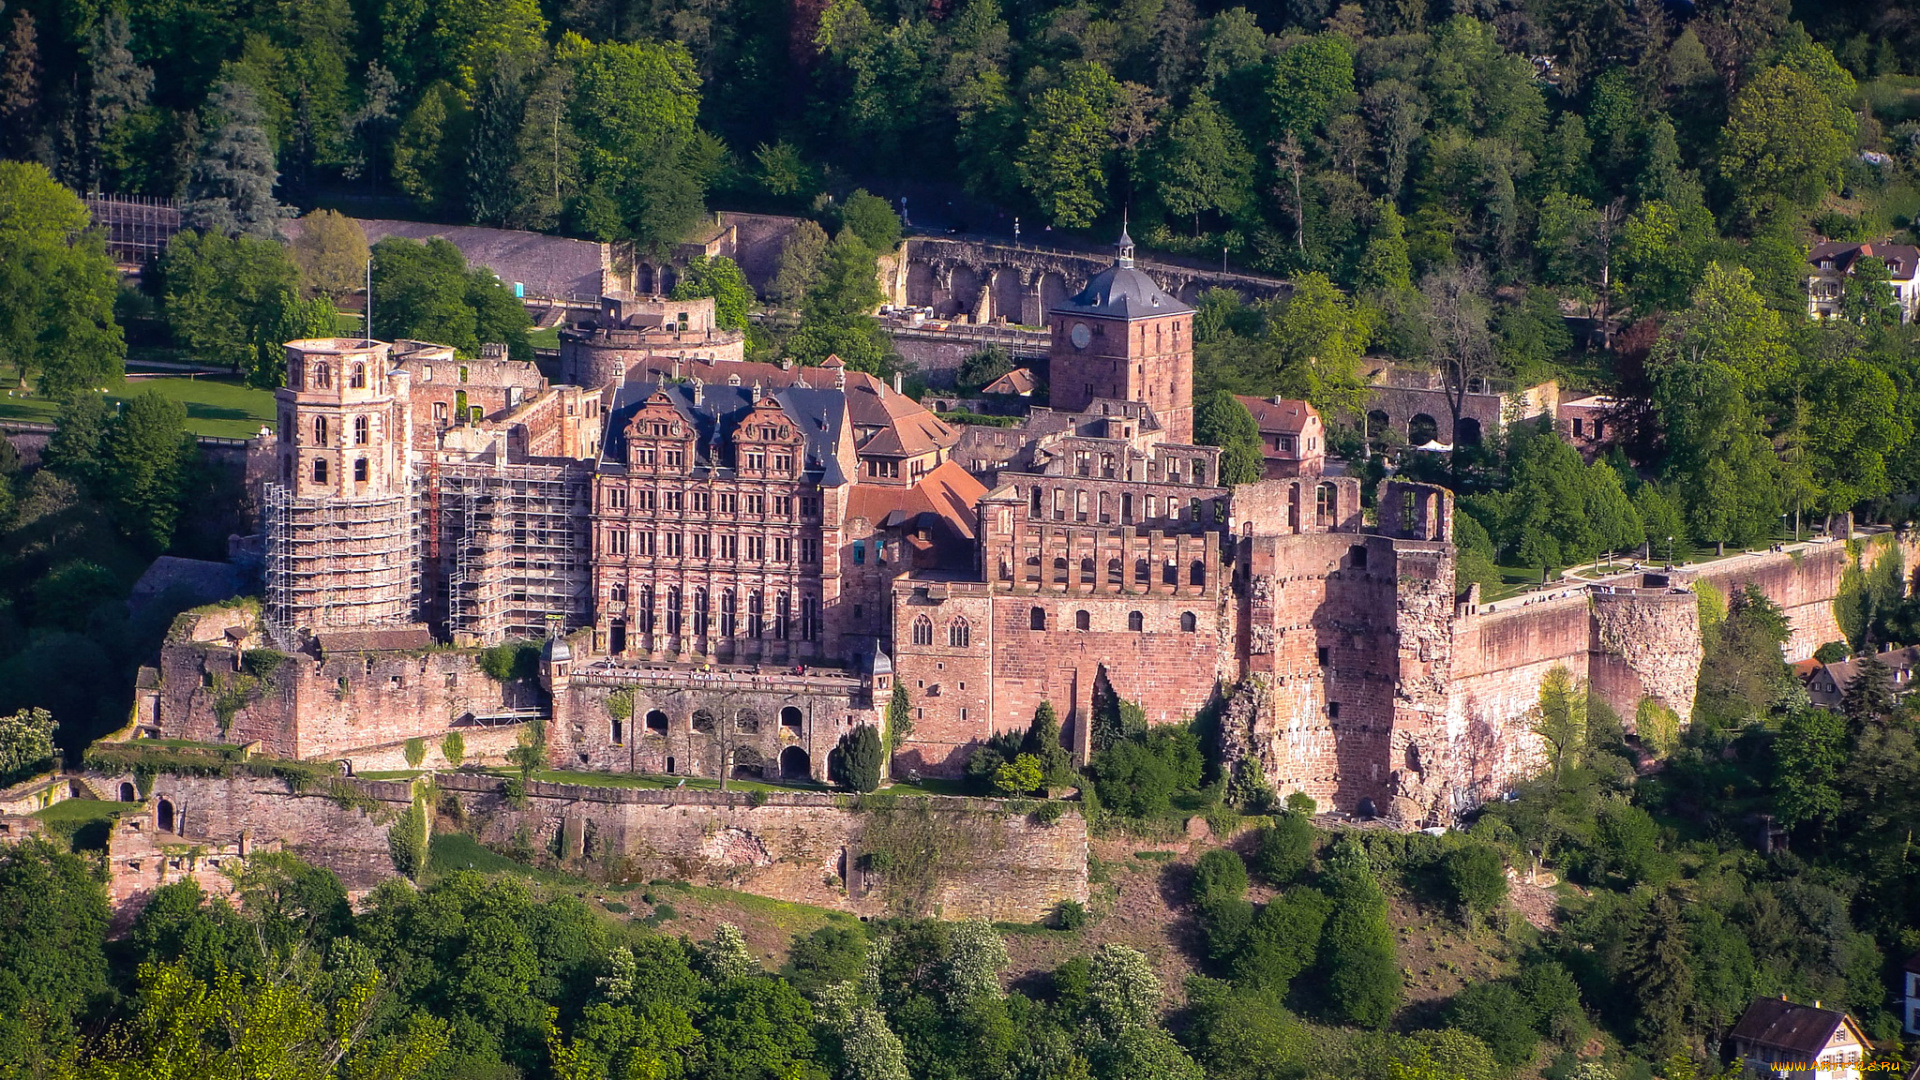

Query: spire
1117,211,1135,268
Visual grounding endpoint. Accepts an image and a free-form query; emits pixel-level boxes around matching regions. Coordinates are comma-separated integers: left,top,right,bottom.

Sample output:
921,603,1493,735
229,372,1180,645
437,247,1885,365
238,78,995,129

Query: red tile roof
1235,395,1318,435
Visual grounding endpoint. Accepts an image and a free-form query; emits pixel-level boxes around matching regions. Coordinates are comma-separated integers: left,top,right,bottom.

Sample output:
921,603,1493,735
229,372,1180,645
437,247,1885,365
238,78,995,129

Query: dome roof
1053,263,1192,319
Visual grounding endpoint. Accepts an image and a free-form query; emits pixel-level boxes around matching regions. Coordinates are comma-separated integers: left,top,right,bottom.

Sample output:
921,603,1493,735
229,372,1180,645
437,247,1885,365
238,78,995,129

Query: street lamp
1013,218,1020,245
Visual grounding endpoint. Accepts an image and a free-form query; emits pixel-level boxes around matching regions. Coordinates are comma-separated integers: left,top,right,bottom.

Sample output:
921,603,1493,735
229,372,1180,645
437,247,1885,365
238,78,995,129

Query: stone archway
156,798,175,833
905,260,940,308
118,782,136,802
780,745,811,781
946,265,983,320
987,267,1025,325
731,746,764,779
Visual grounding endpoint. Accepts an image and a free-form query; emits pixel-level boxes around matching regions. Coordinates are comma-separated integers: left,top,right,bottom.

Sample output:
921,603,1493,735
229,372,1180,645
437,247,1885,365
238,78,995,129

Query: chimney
782,358,793,371
893,371,903,395
672,357,681,380
691,377,703,405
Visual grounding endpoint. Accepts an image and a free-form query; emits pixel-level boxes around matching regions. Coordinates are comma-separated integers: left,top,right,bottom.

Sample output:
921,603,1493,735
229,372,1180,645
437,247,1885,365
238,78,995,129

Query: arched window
1079,557,1095,583
349,363,367,389
666,587,681,633
1107,558,1123,584
609,582,627,603
1316,483,1336,527
912,615,934,646
1074,610,1091,631
354,415,369,444
949,617,970,647
747,590,764,638
999,558,1013,581
1190,560,1206,586
1134,558,1150,584
1025,555,1041,582
313,416,329,445
638,585,654,632
646,709,669,734
1128,611,1144,631
720,589,736,637
1029,607,1046,631
694,589,709,634
313,362,330,389
1180,611,1198,632
1162,560,1178,586
1052,556,1068,583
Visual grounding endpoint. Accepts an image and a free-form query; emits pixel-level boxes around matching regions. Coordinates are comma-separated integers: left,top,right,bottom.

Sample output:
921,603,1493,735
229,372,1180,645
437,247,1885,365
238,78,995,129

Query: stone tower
264,339,419,635
1046,228,1195,443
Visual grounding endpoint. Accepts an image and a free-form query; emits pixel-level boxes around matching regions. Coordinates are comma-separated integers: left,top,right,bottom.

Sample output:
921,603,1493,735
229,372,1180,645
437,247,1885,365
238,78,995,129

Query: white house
1807,241,1920,323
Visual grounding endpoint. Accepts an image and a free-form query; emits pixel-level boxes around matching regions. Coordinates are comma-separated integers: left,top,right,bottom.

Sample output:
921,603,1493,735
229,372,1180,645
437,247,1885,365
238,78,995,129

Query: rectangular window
606,487,627,509
694,534,711,558
719,493,737,513
747,535,766,559
354,458,369,482
801,497,820,518
607,530,628,555
800,538,819,564
664,447,684,467
745,451,766,470
774,496,793,517
775,537,792,562
635,446,655,466
721,535,738,559
692,491,710,513
665,532,683,557
636,532,656,556
664,490,683,512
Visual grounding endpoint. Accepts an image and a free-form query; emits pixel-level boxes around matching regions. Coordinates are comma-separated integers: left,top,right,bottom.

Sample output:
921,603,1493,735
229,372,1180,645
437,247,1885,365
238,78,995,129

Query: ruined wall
1589,588,1701,720
154,643,538,762
1695,543,1850,661
435,775,1087,921
552,673,877,783
109,772,1087,922
1241,532,1408,814
138,773,398,893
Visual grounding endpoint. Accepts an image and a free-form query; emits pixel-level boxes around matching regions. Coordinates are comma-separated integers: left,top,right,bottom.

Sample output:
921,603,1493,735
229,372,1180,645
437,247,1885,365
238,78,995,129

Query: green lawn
528,326,561,350
32,798,125,825
0,363,276,439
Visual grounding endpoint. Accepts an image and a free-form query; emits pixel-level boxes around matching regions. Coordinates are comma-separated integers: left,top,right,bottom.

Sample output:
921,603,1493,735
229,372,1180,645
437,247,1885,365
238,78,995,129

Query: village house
1233,395,1325,478
1727,996,1869,1080
1806,645,1920,710
1807,241,1920,323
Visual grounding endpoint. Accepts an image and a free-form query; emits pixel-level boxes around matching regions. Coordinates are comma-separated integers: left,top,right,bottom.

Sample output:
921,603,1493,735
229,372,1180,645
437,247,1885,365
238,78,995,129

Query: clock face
1070,322,1091,349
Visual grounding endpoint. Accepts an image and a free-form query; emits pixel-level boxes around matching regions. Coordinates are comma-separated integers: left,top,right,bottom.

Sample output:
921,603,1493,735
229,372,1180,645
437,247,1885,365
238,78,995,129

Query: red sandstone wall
141,774,398,892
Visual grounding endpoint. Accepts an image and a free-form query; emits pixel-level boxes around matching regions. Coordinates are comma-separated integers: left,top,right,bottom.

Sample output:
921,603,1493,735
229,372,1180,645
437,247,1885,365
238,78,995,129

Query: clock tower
1046,227,1195,443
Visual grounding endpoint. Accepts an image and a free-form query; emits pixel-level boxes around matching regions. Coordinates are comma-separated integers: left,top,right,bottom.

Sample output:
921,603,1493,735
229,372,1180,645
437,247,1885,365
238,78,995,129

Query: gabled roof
1729,997,1865,1058
847,459,987,543
983,367,1037,395
1235,395,1318,435
1810,240,1920,281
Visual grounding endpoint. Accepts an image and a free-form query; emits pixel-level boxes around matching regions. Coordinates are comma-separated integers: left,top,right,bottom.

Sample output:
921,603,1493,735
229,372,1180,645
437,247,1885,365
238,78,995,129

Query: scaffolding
263,482,422,638
84,193,183,265
438,463,592,643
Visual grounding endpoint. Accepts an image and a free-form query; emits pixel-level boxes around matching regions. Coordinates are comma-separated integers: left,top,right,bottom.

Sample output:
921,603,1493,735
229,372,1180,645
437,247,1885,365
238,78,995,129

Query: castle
140,232,1871,826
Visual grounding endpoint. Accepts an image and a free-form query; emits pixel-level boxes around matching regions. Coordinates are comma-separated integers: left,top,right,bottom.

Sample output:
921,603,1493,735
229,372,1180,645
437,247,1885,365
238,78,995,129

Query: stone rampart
102,771,1087,923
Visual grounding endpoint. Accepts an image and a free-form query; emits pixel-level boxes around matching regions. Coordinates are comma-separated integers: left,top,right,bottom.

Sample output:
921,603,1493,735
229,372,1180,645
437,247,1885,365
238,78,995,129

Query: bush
1319,850,1402,1028
1055,899,1089,931
1517,959,1586,1042
1441,843,1509,924
1191,849,1250,910
1446,981,1538,1066
403,737,427,769
477,640,541,682
1284,791,1317,815
1031,800,1066,825
1251,812,1315,885
1233,887,1330,994
441,731,465,768
242,648,288,680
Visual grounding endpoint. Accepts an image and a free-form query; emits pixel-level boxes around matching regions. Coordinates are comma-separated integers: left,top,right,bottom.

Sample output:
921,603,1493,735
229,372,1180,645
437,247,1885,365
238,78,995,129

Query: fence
84,193,183,264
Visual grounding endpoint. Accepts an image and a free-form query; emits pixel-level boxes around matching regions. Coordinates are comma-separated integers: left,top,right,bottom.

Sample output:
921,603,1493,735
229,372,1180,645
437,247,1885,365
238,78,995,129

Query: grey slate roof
600,380,848,487
1051,263,1193,319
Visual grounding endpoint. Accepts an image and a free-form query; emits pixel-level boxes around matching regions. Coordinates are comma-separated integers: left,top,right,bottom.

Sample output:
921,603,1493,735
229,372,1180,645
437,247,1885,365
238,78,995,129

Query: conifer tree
1841,650,1895,728
1625,891,1694,1060
85,11,153,189
183,80,289,239
0,9,41,161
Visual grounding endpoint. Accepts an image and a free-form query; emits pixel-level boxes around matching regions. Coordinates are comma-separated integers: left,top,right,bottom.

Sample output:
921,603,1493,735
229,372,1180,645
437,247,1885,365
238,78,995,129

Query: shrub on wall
477,640,542,682
441,731,465,768
403,737,427,769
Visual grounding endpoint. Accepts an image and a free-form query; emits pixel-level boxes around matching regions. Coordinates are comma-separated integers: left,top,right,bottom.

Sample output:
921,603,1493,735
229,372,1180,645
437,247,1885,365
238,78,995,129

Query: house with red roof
1233,395,1325,478
1808,241,1920,323
1728,996,1870,1079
